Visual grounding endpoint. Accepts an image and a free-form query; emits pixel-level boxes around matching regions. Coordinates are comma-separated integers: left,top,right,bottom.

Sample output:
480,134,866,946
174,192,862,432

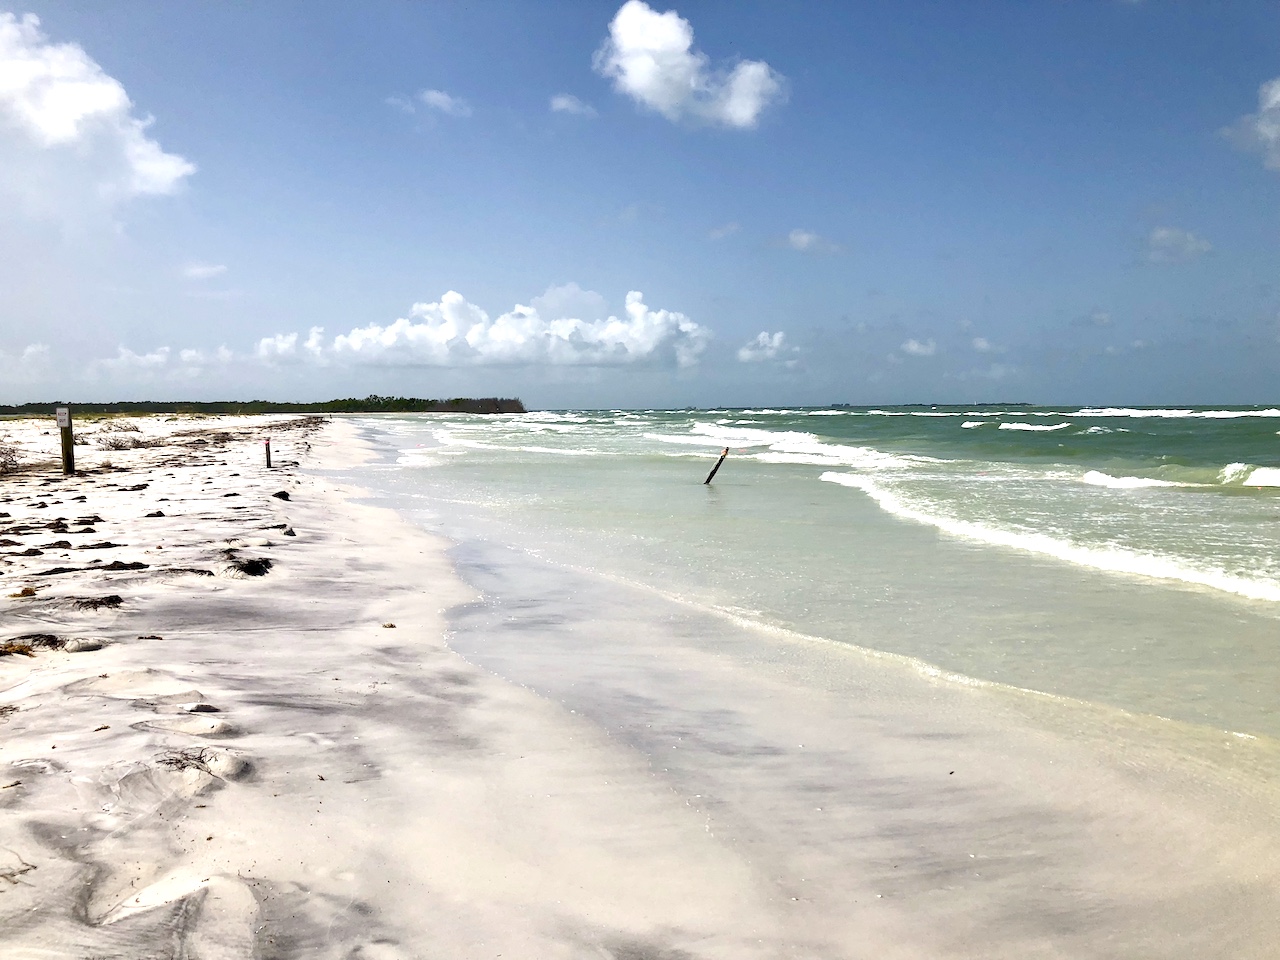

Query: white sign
56,407,70,428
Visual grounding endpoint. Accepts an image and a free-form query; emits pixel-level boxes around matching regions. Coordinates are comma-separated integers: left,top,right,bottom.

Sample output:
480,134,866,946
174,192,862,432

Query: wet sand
3,415,1280,958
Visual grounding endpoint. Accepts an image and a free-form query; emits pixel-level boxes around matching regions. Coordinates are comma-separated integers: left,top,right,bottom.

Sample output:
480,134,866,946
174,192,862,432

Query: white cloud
304,326,325,359
550,93,597,117
786,228,838,253
1143,226,1211,264
709,221,740,240
418,89,471,117
530,281,608,323
0,13,194,220
788,228,820,251
1088,311,1112,326
1226,77,1280,171
971,337,992,352
593,1,785,129
92,346,171,372
88,343,235,380
327,289,709,368
178,346,232,366
737,330,788,362
84,288,709,378
182,262,227,280
901,338,937,356
252,328,326,365
255,332,298,360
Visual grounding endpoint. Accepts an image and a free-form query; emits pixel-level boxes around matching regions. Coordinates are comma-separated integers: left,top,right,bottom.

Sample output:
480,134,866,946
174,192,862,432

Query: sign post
56,406,75,475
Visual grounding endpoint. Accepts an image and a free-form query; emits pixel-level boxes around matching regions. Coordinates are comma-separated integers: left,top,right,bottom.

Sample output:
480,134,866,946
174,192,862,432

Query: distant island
0,395,526,416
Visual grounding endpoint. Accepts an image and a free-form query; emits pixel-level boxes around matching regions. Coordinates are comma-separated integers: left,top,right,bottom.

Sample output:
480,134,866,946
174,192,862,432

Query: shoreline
4,415,1280,957
0,416,791,956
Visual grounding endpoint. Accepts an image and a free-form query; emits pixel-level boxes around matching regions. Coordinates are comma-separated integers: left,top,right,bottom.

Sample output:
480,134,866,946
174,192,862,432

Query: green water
350,406,1280,740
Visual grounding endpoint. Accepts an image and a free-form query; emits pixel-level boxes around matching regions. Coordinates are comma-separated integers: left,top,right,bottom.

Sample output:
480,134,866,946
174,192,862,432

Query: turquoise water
350,406,1280,741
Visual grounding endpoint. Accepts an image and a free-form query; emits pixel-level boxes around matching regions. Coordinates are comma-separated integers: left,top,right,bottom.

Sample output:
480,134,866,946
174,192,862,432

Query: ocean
343,405,1280,749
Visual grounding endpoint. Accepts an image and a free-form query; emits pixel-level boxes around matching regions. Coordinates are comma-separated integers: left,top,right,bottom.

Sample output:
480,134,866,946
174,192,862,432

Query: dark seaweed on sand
73,595,124,610
0,634,65,657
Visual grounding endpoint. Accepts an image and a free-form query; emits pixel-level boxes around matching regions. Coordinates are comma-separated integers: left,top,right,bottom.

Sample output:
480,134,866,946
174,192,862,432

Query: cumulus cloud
736,331,789,362
255,327,325,364
971,337,992,352
901,338,937,357
182,262,227,280
1143,226,1211,264
1226,77,1280,170
593,1,785,129
418,89,471,117
86,287,710,377
326,289,709,367
530,281,608,323
550,93,597,117
88,344,235,380
255,333,297,360
0,13,194,220
709,221,740,240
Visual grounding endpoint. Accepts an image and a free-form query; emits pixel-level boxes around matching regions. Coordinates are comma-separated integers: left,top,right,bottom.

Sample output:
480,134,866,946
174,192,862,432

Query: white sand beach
4,415,1280,959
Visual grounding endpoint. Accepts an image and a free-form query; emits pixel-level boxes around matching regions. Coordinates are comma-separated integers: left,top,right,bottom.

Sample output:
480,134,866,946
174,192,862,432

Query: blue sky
2,1,1279,407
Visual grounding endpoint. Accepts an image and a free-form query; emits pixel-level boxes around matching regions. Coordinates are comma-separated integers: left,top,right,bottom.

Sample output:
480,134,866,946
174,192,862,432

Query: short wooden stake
56,406,75,475
703,447,729,485
264,438,272,468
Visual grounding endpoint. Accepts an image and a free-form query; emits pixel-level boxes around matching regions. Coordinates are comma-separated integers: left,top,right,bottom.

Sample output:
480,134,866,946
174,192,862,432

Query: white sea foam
396,453,442,467
820,471,1280,602
649,423,947,470
432,429,494,450
998,422,1071,432
965,411,1067,417
646,432,776,448
1246,467,1280,487
806,410,847,416
514,445,600,456
961,421,988,429
516,411,593,423
433,428,601,457
1220,463,1254,484
865,409,965,417
1073,407,1280,419
1081,471,1184,489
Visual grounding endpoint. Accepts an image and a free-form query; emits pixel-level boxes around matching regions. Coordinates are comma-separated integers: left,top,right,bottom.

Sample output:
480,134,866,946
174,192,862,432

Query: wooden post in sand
264,438,272,468
56,406,75,475
704,447,729,485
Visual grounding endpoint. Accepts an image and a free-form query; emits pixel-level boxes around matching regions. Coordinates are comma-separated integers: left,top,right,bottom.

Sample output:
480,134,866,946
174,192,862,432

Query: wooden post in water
703,447,729,485
56,406,75,475
264,438,272,468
